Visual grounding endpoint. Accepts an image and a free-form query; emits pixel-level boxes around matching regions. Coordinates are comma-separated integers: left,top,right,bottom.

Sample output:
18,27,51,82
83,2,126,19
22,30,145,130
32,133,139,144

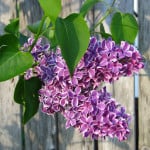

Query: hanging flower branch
0,0,144,141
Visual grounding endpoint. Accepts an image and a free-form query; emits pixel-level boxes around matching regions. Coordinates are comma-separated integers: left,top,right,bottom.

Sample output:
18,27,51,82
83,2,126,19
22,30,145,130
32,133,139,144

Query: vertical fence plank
93,1,135,150
97,77,135,150
139,1,150,149
58,1,94,150
19,1,56,150
0,0,22,150
112,77,134,150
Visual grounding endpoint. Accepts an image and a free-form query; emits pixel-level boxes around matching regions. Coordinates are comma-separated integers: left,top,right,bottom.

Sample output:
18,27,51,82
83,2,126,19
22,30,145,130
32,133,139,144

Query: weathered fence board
94,1,135,150
139,0,150,149
113,77,134,150
58,1,94,150
19,1,57,150
97,77,134,150
0,1,22,150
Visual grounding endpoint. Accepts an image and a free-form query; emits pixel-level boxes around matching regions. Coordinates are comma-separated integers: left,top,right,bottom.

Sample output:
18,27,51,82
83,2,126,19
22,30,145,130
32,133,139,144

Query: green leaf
80,0,100,17
0,33,18,48
43,29,58,49
14,76,25,105
100,23,105,33
0,34,34,81
0,50,34,81
100,23,112,38
20,34,28,46
4,18,19,36
38,0,61,22
23,77,42,124
55,14,90,75
27,17,50,34
28,20,44,34
101,32,112,39
110,12,138,43
27,18,57,48
14,77,42,124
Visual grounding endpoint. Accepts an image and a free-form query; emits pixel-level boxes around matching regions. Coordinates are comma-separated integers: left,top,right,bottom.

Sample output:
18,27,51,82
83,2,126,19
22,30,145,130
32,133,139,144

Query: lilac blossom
63,87,131,141
23,36,144,141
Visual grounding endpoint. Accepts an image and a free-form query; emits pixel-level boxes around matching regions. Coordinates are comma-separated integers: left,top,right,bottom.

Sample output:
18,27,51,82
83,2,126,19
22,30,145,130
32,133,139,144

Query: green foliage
100,23,112,38
0,34,33,81
28,20,45,34
28,18,58,49
38,0,61,22
27,17,51,34
0,0,139,124
14,77,42,124
80,0,100,17
55,14,90,75
44,29,58,49
19,34,28,46
110,12,138,43
4,18,19,36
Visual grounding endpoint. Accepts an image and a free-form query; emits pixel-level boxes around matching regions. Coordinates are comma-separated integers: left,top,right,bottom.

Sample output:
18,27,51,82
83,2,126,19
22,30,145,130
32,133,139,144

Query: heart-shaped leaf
14,76,24,105
100,23,112,38
111,12,138,43
80,0,100,17
43,29,58,49
27,17,50,34
4,18,19,36
20,34,28,46
38,0,61,22
55,14,90,75
14,77,42,124
0,34,33,81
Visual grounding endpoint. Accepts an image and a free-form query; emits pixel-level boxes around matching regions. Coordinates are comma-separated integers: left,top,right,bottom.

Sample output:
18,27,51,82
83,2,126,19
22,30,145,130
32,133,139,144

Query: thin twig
29,15,46,52
91,0,117,32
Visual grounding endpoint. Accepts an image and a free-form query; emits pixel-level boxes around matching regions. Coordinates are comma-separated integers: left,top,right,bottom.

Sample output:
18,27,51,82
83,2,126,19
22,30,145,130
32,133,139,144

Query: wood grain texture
139,0,150,149
24,112,56,150
0,0,22,150
58,114,93,150
19,0,43,34
0,79,21,150
59,1,135,150
95,1,135,149
58,1,94,150
19,1,56,150
0,0,16,33
97,77,135,150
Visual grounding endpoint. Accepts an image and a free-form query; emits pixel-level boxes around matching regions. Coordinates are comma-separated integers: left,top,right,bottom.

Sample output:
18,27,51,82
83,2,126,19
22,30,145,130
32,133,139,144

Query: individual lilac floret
63,87,131,141
23,37,34,51
24,68,33,80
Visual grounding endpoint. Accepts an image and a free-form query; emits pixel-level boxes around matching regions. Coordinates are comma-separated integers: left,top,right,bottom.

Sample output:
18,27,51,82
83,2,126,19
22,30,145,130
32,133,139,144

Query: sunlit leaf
55,14,90,75
0,34,33,81
100,23,112,38
4,18,19,36
14,77,42,124
111,12,138,43
38,0,61,22
80,0,100,17
27,17,50,34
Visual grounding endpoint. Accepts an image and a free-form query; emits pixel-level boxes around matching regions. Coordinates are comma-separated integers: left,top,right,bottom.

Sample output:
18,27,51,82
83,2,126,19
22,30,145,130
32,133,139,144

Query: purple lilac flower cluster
24,37,144,141
64,87,131,141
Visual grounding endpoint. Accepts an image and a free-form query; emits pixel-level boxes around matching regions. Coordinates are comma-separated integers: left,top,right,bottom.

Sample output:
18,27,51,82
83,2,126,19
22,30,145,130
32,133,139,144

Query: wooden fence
0,0,150,150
